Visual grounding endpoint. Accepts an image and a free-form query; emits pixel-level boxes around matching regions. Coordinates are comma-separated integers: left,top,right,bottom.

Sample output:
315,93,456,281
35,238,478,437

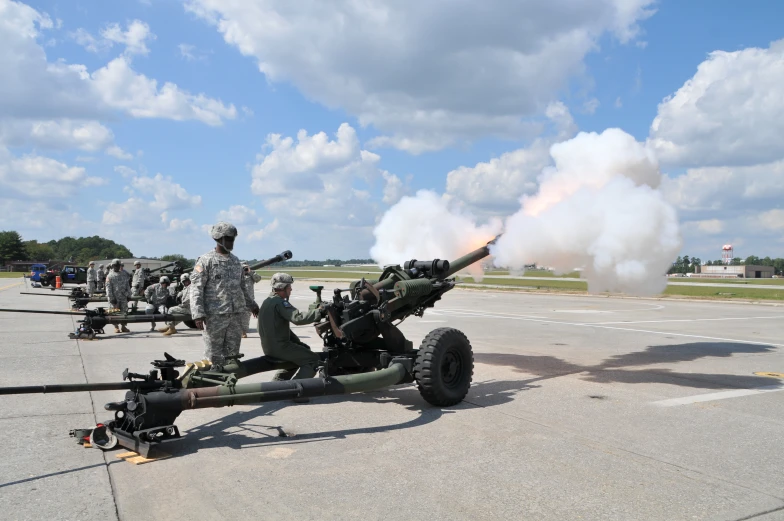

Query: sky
1,0,783,263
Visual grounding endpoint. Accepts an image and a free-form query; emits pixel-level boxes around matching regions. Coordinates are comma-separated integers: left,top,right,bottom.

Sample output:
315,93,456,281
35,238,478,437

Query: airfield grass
0,273,24,278
257,269,784,300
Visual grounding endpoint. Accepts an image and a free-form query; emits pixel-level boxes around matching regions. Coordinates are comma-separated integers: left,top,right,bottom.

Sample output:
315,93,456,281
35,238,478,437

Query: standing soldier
258,273,324,401
96,264,105,292
86,261,97,296
106,258,131,333
241,262,262,338
161,273,192,336
131,261,145,296
189,222,259,370
144,276,172,332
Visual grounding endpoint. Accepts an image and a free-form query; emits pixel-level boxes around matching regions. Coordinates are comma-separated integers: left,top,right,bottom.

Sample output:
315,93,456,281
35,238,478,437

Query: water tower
722,244,733,265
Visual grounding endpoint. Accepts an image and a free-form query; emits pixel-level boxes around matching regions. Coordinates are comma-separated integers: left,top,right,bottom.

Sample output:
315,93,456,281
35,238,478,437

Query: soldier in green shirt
258,273,324,384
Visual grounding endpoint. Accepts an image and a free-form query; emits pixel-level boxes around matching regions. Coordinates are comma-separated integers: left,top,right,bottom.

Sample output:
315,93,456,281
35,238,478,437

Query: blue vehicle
29,264,47,282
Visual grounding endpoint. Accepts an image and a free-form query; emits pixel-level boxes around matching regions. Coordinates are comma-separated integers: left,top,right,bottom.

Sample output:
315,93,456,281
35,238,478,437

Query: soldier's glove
195,318,206,330
250,303,260,318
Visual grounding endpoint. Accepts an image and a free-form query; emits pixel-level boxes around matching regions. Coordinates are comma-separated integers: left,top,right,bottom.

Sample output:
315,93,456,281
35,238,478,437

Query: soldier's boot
114,325,121,333
241,332,248,338
149,321,156,332
121,325,130,333
163,325,178,336
157,325,170,332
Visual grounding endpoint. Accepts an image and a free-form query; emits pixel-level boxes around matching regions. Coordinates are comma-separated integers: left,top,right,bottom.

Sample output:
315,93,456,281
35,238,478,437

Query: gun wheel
183,320,197,329
414,327,473,407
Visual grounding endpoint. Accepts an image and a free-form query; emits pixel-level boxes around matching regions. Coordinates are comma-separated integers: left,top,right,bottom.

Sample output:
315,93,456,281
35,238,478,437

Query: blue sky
2,0,783,264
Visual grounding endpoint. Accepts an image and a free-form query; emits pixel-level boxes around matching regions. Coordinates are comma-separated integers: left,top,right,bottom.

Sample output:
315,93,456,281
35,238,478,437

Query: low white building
91,258,172,271
695,264,775,278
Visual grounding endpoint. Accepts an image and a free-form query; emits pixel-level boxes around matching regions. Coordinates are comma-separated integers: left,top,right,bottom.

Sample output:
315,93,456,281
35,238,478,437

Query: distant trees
160,254,195,269
0,231,27,264
678,255,784,275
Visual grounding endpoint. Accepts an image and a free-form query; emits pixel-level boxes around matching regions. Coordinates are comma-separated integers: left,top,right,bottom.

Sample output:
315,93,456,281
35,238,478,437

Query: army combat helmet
210,221,238,252
271,272,294,291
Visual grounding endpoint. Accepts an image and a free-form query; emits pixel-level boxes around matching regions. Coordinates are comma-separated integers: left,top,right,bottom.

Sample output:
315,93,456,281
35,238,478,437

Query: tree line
0,231,133,265
668,255,784,275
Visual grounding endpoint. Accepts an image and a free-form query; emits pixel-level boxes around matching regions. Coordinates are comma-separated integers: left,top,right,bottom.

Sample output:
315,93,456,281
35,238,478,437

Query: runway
1,278,783,521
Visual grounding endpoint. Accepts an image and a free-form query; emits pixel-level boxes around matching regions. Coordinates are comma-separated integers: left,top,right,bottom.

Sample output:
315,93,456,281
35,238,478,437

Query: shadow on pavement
475,342,783,390
164,379,531,458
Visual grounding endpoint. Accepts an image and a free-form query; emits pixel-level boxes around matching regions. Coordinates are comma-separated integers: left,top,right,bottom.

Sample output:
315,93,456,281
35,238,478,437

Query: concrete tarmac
1,277,783,521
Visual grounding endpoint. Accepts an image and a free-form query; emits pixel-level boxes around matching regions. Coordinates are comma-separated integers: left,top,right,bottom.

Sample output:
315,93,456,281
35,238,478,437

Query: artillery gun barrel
442,235,500,278
247,250,293,271
147,261,178,274
0,381,162,395
0,308,82,316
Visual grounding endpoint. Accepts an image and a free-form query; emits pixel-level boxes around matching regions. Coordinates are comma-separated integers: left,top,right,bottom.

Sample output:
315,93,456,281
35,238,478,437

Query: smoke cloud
370,190,502,280
370,128,682,295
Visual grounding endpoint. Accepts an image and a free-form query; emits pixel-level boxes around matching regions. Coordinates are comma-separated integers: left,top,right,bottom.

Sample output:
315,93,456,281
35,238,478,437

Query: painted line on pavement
0,282,24,292
435,308,784,348
652,385,784,406
594,316,780,325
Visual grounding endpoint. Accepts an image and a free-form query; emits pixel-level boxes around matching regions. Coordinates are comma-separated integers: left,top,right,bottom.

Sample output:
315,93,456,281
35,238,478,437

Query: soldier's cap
111,258,121,266
89,261,95,265
271,272,294,290
159,276,170,284
180,273,190,281
210,221,238,240
134,261,142,266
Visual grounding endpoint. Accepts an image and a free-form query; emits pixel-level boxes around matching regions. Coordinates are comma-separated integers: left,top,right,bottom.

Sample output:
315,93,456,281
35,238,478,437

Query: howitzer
0,307,191,340
0,240,496,456
21,291,144,310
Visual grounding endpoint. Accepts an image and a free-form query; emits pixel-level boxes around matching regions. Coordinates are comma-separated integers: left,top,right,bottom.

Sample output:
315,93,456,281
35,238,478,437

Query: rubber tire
272,368,297,381
414,327,474,407
183,320,197,329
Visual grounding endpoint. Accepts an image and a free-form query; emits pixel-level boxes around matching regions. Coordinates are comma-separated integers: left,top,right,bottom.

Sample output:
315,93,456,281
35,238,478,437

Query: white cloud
661,160,784,217
178,43,196,60
650,39,784,168
128,173,202,211
0,119,114,151
445,102,576,211
187,0,655,151
106,145,133,160
91,57,237,126
382,171,404,205
757,210,784,232
582,98,600,114
113,165,137,177
100,20,155,55
0,2,236,126
216,204,262,226
691,219,725,235
246,218,279,241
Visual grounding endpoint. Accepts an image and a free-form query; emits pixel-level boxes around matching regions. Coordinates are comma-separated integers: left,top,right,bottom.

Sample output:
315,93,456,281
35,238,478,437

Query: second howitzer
0,240,497,455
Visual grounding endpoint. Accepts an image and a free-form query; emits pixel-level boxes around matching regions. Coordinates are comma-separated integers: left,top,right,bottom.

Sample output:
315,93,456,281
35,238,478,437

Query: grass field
0,273,24,278
258,269,784,300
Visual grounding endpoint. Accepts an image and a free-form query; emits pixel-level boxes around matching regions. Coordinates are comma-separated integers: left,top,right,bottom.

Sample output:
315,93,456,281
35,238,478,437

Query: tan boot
163,325,178,336
114,325,121,333
241,333,247,338
157,326,170,333
121,325,130,333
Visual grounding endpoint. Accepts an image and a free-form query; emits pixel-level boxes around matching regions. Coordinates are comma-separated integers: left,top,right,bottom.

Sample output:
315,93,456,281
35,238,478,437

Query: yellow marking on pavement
0,281,24,292
754,372,784,378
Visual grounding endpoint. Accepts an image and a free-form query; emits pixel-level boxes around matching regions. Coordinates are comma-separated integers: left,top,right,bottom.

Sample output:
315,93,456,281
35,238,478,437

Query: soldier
258,273,324,401
161,273,192,336
144,276,172,332
189,222,259,370
106,258,131,333
240,262,262,338
86,261,97,296
96,264,105,292
131,261,145,296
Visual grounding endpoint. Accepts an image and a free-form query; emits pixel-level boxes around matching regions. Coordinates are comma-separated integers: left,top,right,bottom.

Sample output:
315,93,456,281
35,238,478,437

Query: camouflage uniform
106,268,130,329
144,282,171,330
190,251,257,367
258,277,323,379
241,267,262,334
167,282,192,327
96,266,105,292
131,267,145,297
86,265,97,296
